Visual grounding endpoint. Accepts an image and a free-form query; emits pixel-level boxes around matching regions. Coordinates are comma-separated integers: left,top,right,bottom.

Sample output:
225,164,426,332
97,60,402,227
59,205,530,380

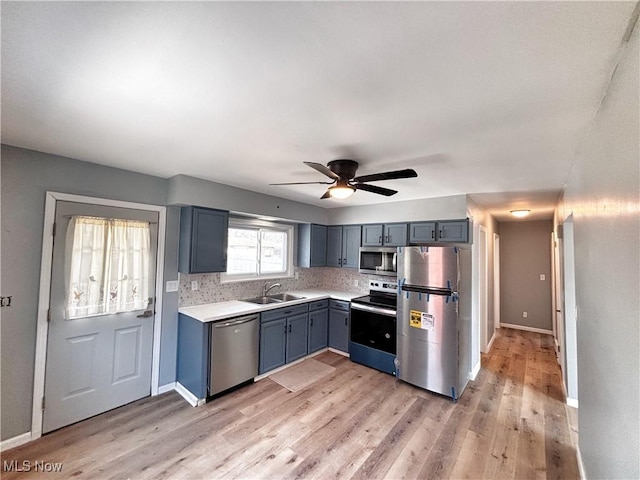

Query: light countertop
178,289,362,323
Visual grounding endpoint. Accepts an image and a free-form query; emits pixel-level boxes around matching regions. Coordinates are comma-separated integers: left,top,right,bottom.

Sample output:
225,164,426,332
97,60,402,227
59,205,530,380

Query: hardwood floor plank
1,333,580,480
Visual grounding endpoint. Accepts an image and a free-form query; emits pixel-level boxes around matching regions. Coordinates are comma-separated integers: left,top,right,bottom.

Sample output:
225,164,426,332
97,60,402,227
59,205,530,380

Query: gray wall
168,174,329,225
328,194,467,225
466,197,499,356
556,17,639,479
499,220,553,331
0,146,177,441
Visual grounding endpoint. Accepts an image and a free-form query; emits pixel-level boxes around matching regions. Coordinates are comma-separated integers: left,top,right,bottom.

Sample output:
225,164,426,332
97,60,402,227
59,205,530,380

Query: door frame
478,225,489,353
492,232,500,335
31,191,166,439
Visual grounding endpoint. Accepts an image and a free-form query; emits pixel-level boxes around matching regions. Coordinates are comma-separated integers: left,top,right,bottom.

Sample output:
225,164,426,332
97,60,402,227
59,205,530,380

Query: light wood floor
2,328,579,479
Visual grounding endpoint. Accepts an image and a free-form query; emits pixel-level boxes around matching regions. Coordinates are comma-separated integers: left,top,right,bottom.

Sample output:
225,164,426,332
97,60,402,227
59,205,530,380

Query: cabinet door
384,223,407,247
341,225,362,268
326,226,343,267
329,308,350,353
310,224,328,266
308,308,329,354
409,222,436,244
286,313,309,363
259,319,286,374
362,224,383,247
179,207,229,273
176,314,209,399
437,220,469,243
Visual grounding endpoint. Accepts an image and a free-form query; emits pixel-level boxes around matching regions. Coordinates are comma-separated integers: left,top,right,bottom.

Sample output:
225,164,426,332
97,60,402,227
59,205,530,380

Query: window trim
220,217,294,284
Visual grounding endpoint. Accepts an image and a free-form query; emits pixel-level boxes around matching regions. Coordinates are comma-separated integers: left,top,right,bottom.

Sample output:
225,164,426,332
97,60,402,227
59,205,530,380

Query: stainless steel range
349,280,397,375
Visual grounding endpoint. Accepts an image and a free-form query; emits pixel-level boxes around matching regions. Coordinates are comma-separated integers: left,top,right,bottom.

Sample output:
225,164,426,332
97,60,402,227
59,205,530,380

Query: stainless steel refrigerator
396,246,472,400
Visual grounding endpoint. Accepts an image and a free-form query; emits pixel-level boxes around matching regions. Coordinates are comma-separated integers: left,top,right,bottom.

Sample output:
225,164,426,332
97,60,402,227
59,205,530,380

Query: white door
43,201,158,433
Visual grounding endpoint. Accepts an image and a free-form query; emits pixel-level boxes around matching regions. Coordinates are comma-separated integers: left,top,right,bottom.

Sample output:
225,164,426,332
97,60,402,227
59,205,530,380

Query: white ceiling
2,2,635,221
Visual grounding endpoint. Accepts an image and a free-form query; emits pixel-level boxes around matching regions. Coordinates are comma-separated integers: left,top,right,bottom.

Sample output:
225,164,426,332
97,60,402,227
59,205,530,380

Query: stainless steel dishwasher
209,314,259,396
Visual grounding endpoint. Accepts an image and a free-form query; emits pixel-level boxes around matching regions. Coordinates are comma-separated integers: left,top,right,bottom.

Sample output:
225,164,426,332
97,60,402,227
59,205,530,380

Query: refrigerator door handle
401,284,452,296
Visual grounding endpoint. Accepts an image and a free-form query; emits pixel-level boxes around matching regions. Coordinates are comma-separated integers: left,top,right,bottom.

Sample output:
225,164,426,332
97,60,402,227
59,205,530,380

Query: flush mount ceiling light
510,209,531,218
328,182,355,199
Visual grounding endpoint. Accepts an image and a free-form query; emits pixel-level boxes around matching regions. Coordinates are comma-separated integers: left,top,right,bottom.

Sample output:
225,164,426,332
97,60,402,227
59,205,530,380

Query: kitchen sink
242,296,282,305
267,293,306,302
241,293,306,304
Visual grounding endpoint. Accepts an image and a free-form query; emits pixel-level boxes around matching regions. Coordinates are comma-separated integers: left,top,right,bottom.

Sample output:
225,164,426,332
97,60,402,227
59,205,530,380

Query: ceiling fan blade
353,183,397,196
304,161,341,180
320,189,332,199
270,181,334,185
353,168,418,183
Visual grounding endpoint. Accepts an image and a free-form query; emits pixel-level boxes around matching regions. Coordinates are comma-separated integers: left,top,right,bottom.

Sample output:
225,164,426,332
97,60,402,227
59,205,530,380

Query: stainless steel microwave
358,247,398,276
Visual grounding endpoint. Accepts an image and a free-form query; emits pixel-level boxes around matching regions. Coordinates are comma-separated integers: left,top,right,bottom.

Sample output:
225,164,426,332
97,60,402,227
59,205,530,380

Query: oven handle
350,303,396,317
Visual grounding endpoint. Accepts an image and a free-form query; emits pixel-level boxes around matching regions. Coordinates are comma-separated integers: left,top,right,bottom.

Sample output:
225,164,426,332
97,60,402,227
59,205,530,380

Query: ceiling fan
270,160,418,199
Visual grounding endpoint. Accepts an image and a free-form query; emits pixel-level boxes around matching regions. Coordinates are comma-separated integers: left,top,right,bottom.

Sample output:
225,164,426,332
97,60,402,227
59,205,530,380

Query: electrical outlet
540,274,546,281
191,281,198,291
354,279,359,287
522,311,528,318
166,280,179,293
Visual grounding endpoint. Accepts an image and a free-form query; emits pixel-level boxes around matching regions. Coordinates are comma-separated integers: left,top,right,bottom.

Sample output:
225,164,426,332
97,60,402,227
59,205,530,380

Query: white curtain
65,216,151,319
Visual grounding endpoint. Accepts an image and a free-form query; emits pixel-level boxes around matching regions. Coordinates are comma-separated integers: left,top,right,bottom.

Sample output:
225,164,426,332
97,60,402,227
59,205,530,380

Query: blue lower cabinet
285,313,309,363
177,313,210,399
329,300,350,353
308,308,329,354
259,318,287,374
259,304,309,375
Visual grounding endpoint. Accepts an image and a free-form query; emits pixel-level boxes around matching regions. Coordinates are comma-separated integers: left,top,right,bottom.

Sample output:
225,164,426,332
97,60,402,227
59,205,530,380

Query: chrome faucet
263,282,281,297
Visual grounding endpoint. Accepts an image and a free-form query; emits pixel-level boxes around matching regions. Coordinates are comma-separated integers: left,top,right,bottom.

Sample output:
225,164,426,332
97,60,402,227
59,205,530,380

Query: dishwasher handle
213,315,258,328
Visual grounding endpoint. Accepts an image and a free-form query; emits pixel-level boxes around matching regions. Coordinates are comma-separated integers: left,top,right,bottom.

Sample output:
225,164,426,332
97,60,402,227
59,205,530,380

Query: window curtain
65,216,151,319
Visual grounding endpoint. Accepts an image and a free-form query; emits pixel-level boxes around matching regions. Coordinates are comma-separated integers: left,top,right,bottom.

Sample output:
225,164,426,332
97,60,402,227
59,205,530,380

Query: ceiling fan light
510,209,531,218
329,185,355,199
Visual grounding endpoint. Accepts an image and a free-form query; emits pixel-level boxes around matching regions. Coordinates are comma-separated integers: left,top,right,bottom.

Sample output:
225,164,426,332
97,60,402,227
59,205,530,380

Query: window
222,218,294,282
65,216,151,319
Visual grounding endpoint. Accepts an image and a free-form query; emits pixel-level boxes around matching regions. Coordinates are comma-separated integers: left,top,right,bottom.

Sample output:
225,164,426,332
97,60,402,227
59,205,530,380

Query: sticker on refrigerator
410,310,435,330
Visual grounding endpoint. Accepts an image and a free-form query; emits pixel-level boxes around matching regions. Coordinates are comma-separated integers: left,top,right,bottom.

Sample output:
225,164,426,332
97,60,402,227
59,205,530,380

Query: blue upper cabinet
437,220,469,242
298,224,327,267
408,219,470,244
341,225,362,268
409,222,437,243
362,223,407,247
326,225,361,268
362,224,384,247
326,226,343,267
179,206,229,273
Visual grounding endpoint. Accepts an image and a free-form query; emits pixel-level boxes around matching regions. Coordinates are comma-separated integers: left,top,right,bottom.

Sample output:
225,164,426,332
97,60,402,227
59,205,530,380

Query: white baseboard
469,361,481,381
486,330,497,353
0,432,32,452
500,323,553,335
158,382,176,394
577,444,586,480
175,382,204,407
567,397,579,408
328,347,349,357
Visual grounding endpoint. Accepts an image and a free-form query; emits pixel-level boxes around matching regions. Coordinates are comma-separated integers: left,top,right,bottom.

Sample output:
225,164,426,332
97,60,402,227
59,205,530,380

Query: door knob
136,310,153,318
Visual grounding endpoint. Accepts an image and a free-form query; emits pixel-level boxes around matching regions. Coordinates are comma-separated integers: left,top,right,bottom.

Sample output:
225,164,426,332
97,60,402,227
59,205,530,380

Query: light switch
540,274,546,281
166,280,179,293
191,281,198,291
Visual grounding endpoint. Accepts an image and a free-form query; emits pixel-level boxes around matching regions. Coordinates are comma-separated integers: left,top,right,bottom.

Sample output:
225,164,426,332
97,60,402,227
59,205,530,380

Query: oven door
349,303,396,354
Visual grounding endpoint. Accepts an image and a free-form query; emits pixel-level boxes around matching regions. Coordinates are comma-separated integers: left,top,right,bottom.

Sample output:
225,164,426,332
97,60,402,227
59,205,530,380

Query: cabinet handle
342,258,346,266
284,324,287,334
379,235,382,243
431,230,435,239
344,318,348,326
439,230,443,239
288,324,292,333
338,258,342,266
310,318,314,326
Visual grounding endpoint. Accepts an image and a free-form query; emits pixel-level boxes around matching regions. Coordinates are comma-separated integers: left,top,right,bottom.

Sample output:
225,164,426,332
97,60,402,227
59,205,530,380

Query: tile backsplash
178,267,389,307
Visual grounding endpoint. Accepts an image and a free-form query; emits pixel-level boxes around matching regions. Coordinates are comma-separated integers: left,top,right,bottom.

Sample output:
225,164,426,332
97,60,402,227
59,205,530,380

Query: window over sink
221,217,294,283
